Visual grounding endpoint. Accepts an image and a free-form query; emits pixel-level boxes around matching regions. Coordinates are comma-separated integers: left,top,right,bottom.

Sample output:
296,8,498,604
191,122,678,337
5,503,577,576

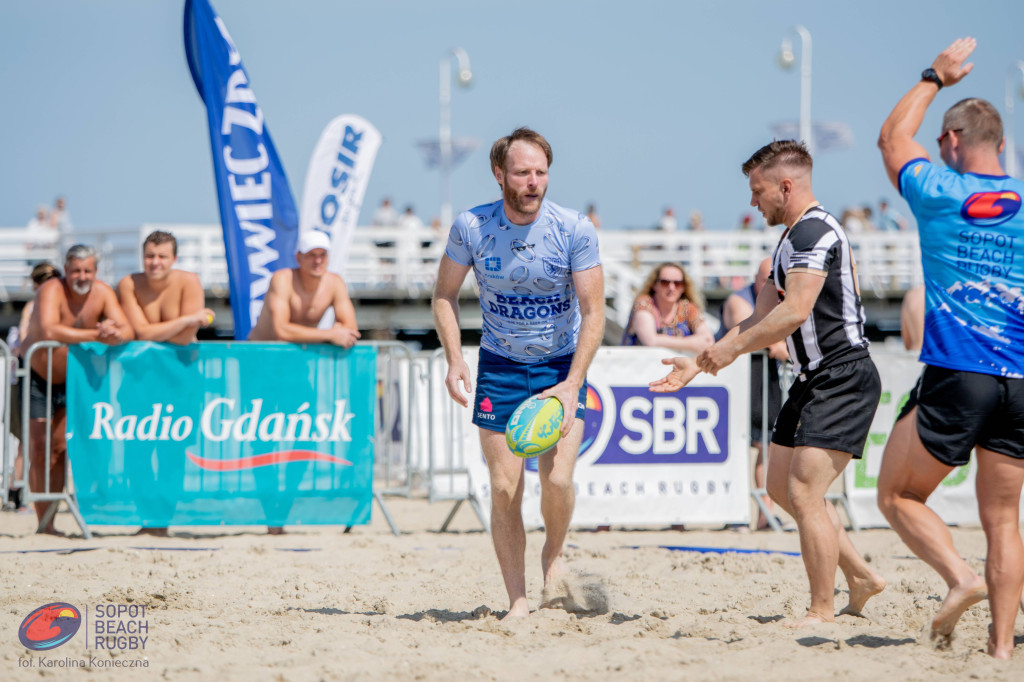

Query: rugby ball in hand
505,395,564,458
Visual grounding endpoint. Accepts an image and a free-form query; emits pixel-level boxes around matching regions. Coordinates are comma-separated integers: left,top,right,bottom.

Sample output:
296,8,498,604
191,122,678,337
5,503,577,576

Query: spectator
27,205,51,233
248,230,360,534
117,231,215,537
371,197,399,227
399,205,425,232
878,198,909,232
49,196,72,235
688,210,706,231
20,245,133,534
657,207,677,232
622,262,714,352
586,203,602,230
4,262,61,513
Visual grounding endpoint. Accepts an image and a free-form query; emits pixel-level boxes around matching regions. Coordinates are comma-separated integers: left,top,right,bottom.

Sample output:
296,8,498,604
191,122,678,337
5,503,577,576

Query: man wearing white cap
248,230,360,347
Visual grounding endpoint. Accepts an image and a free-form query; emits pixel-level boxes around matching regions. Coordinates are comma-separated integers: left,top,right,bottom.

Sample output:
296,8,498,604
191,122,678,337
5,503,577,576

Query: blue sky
3,1,1024,233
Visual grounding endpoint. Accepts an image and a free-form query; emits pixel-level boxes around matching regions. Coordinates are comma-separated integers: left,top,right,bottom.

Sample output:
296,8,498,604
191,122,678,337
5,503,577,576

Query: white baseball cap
297,230,331,254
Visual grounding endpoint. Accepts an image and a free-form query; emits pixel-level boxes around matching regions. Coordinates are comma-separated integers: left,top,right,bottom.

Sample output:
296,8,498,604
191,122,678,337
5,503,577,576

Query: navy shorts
771,356,880,458
472,349,587,432
897,365,1024,466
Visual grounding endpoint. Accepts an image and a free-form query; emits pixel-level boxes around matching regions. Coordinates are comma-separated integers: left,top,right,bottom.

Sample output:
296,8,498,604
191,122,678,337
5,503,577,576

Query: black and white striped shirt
770,206,870,374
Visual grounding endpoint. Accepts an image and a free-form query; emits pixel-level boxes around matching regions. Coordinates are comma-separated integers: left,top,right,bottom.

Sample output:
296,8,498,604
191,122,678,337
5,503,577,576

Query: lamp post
1005,60,1024,178
440,48,473,229
778,25,812,156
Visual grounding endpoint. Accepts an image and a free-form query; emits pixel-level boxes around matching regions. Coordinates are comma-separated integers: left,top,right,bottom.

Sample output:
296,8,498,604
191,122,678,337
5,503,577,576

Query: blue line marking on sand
622,545,801,557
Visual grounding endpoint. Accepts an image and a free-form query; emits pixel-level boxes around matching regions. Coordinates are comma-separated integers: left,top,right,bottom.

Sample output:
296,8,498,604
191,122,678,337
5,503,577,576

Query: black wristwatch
921,68,943,90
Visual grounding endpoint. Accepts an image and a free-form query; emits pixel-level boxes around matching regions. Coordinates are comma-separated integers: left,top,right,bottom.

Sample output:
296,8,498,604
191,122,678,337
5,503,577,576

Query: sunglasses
657,278,684,287
937,128,963,145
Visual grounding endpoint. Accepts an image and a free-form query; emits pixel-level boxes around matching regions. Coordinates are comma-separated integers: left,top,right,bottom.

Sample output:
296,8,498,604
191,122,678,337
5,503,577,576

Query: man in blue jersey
877,37,1024,659
433,127,604,620
652,140,886,628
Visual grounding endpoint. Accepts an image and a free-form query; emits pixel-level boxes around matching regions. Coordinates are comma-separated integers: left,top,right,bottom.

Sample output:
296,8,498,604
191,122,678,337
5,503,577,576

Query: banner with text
460,347,751,527
299,114,383,274
184,0,299,339
843,351,994,528
66,342,376,526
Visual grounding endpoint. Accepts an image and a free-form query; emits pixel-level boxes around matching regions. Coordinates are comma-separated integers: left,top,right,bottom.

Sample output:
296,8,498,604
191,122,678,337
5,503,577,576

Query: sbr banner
184,0,299,339
65,342,376,526
460,347,751,527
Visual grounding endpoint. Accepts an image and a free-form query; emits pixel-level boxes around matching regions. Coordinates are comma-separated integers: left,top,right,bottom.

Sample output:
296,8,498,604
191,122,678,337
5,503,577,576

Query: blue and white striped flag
184,0,298,339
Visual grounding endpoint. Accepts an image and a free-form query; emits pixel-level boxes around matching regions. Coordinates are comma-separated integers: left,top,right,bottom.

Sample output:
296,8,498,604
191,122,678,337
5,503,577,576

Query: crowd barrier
5,339,1003,538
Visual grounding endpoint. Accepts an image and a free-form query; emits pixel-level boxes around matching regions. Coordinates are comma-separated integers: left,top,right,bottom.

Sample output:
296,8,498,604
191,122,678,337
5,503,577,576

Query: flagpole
779,25,812,156
1005,61,1024,178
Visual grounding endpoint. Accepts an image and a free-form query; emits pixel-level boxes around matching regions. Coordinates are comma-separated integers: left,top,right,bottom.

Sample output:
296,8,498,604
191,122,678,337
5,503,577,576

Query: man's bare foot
782,611,834,629
499,598,530,622
930,577,987,641
135,527,169,537
840,572,887,616
267,526,286,535
37,527,66,537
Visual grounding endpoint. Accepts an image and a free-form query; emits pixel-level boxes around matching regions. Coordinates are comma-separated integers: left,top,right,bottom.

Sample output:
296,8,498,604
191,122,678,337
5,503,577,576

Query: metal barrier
19,341,93,538
1,340,12,507
426,348,487,532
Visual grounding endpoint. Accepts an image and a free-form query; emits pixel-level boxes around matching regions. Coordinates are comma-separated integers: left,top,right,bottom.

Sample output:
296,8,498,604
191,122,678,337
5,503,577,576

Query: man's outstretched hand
649,356,701,393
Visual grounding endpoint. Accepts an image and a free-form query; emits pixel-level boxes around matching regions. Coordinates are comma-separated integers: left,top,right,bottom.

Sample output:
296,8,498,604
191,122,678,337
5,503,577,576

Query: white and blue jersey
445,198,601,363
899,158,1024,377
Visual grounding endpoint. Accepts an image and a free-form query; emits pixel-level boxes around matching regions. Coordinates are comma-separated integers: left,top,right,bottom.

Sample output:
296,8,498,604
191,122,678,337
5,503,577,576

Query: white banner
844,351,985,528
299,114,383,274
457,347,751,528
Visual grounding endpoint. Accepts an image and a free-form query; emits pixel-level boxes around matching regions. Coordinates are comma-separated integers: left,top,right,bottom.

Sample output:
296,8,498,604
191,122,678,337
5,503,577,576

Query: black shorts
29,370,66,420
896,365,1024,466
771,356,880,458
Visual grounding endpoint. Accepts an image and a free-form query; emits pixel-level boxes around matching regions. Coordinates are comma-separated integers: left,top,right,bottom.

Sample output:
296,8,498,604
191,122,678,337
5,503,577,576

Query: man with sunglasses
877,37,1024,659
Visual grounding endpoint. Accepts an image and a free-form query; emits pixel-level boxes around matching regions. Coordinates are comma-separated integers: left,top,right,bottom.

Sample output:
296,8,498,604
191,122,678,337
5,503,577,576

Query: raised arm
878,37,976,188
432,255,473,407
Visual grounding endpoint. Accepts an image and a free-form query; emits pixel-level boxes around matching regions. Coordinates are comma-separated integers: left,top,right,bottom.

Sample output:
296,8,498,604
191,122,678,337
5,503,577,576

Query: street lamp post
1005,60,1024,178
779,25,812,156
440,48,473,230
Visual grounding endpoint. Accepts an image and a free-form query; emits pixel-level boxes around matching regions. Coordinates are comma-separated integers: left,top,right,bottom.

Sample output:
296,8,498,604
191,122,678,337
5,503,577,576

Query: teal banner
66,342,376,526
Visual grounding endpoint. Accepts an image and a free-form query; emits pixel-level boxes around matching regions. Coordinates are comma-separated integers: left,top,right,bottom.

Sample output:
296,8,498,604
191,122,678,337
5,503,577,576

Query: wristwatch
921,68,943,90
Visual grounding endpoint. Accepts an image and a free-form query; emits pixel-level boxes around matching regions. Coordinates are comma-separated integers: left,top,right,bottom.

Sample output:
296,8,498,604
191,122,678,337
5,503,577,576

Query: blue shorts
473,349,587,432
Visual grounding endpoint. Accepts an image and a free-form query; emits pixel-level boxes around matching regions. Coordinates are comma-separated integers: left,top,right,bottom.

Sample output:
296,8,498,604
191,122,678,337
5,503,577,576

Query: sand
1,498,1022,681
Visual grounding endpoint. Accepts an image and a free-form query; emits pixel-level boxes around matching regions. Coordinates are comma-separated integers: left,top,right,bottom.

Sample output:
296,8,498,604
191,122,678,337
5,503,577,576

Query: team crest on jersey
543,257,567,279
961,191,1022,227
485,257,502,272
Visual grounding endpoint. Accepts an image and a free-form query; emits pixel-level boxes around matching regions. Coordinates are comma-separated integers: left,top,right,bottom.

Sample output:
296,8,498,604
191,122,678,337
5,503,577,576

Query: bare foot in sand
267,527,286,536
782,611,834,629
37,527,66,537
840,572,887,616
931,576,987,640
499,598,530,622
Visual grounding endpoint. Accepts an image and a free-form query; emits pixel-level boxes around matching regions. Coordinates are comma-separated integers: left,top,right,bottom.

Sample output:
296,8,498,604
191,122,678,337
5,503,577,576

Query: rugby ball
505,395,564,458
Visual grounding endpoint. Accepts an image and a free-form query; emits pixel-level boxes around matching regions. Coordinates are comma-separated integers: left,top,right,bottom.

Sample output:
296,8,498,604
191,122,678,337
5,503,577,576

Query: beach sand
1,498,1021,681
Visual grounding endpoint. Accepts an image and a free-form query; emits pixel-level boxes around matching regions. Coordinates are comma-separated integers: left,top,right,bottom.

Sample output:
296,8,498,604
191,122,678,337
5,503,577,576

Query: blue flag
184,0,298,339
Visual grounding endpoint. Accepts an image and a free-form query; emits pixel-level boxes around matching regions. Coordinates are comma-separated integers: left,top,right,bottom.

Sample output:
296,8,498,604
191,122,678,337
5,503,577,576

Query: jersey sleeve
785,218,834,275
569,216,601,271
898,157,944,216
443,212,474,266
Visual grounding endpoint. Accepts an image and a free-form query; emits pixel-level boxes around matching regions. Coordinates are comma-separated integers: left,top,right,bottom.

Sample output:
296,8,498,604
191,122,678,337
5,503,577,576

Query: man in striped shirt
652,140,886,628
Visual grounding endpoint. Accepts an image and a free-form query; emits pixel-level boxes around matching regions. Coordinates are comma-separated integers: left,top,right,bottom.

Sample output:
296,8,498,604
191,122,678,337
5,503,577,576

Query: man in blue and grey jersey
432,127,604,620
877,37,1024,659
652,140,886,629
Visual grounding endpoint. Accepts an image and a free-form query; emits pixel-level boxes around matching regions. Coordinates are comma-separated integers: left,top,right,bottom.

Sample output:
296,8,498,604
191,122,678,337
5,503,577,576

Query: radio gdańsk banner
458,347,751,527
184,0,299,339
300,115,383,275
65,343,376,527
